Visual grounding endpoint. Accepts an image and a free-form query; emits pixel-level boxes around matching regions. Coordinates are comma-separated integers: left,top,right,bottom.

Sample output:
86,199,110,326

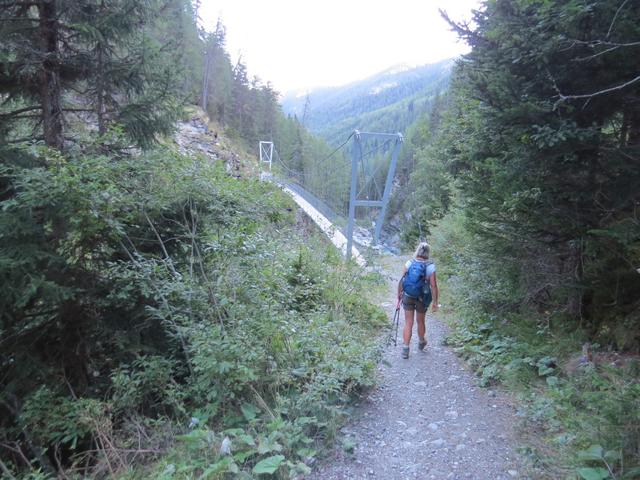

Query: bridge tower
346,130,403,260
259,141,274,171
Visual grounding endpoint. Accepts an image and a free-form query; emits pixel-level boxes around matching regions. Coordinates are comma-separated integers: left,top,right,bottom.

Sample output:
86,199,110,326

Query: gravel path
309,262,526,480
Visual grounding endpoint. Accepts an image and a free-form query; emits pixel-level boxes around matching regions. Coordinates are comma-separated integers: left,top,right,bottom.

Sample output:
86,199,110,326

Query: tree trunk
96,43,106,135
39,0,63,149
202,48,211,111
627,105,640,147
566,239,585,322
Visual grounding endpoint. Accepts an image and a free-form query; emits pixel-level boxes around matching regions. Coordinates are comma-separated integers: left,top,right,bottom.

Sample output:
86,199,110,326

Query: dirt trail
309,257,526,480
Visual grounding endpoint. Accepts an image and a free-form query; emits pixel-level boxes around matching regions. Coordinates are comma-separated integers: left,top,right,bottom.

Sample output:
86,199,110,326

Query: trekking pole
393,297,401,346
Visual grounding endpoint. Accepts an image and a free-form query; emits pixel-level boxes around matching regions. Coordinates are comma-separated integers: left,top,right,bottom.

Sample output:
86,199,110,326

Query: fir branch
6,135,44,143
607,0,631,39
556,74,640,104
0,105,40,117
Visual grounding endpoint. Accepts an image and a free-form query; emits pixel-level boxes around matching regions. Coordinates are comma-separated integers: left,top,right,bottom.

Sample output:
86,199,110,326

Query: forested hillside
281,61,451,145
0,2,385,478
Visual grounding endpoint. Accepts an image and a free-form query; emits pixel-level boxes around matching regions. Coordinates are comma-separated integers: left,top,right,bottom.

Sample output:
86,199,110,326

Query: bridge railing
272,175,348,233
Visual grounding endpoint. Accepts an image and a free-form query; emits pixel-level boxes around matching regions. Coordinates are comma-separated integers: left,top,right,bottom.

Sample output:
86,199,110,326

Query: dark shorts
402,292,431,314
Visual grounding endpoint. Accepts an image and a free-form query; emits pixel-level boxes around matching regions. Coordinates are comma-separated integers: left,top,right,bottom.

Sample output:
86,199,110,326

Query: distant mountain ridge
281,59,453,144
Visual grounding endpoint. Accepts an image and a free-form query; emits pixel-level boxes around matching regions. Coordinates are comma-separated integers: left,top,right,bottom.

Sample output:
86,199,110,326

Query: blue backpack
402,259,433,300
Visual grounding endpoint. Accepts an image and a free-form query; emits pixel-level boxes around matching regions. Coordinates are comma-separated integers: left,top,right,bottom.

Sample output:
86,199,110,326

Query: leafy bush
0,143,386,478
432,209,640,479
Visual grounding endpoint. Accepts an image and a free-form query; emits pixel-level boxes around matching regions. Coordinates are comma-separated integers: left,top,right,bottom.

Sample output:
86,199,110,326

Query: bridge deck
280,184,366,267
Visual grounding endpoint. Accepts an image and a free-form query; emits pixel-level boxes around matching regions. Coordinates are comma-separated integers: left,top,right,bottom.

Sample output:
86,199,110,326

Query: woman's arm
397,266,407,300
430,271,439,312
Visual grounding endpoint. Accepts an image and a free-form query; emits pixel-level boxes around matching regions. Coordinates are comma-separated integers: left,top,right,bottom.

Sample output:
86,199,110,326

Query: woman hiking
397,242,439,359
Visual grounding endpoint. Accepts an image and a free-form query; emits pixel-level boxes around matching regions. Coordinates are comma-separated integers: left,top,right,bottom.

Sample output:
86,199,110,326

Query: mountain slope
281,60,453,144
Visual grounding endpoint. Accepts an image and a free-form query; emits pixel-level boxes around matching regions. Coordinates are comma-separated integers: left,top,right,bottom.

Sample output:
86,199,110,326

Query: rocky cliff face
174,109,255,177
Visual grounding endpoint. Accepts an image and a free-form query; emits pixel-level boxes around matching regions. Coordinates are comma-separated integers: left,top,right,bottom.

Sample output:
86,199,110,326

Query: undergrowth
0,143,387,479
431,209,640,480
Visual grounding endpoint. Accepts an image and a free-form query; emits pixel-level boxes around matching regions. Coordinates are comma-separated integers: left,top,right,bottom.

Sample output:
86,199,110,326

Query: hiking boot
418,339,428,351
401,346,409,359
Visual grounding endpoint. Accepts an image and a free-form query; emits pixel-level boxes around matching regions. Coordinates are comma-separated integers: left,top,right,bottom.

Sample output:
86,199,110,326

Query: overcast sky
199,0,481,94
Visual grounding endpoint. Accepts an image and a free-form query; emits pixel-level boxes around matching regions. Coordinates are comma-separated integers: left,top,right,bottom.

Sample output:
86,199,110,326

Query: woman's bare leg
403,310,414,345
416,311,427,342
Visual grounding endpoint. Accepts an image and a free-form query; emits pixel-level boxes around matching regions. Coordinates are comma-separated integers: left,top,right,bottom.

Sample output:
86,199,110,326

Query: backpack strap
424,260,435,280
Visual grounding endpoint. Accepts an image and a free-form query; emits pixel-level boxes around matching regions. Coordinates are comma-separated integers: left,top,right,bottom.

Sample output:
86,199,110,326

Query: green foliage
0,2,385,478
393,94,456,246
433,207,640,477
445,308,640,477
0,0,193,148
397,0,640,348
111,356,185,417
404,2,640,471
445,0,639,330
252,455,285,475
21,387,109,452
0,140,386,477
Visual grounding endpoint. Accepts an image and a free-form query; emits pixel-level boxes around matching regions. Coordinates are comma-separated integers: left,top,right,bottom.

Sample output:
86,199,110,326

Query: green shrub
1,144,386,478
431,208,640,478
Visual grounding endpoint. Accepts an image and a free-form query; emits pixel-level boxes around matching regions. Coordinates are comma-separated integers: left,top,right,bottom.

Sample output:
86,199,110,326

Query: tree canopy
400,0,639,342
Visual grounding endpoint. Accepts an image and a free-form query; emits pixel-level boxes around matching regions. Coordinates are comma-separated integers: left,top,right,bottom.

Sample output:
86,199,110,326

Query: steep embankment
176,109,369,265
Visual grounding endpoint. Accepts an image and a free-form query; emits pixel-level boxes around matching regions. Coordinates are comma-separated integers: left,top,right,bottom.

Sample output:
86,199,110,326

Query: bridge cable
273,131,354,179
316,131,355,166
270,131,371,225
273,146,350,223
356,138,395,199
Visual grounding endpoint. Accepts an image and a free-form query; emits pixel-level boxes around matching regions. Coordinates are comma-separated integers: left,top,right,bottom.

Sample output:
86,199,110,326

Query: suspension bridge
259,130,403,266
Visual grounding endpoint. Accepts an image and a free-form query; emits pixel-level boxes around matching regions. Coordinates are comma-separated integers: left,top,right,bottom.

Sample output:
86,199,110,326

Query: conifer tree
201,20,233,126
0,0,188,150
438,0,640,326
